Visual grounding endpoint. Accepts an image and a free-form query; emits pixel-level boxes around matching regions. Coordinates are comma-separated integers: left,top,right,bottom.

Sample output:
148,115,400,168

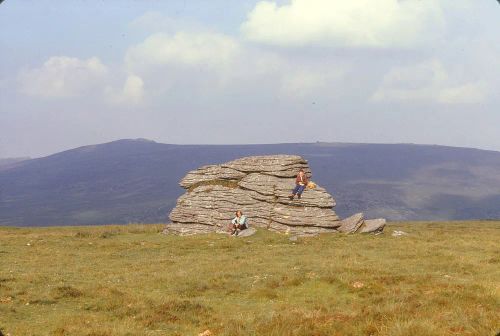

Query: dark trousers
292,184,306,195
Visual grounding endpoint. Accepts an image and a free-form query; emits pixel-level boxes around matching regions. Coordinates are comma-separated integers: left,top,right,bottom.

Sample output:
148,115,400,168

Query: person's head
299,169,305,176
235,210,243,217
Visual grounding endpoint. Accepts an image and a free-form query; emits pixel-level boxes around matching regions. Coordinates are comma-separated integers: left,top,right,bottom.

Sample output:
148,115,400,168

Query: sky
1,0,499,158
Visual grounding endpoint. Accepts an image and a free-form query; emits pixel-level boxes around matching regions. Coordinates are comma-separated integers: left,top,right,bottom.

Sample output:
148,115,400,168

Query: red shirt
295,173,309,185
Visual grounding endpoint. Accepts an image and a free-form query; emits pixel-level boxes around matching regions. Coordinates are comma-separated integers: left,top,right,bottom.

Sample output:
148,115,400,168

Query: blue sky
1,0,499,157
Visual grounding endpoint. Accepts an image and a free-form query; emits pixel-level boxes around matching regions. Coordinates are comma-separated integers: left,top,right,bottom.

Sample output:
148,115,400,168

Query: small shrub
74,231,91,238
252,287,278,299
53,327,68,336
86,331,112,336
99,231,116,239
30,298,58,305
283,274,305,287
0,277,15,289
0,277,14,283
140,299,212,328
84,286,131,314
52,286,83,299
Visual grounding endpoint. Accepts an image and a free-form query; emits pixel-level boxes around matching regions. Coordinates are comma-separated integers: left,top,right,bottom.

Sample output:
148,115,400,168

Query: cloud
371,60,446,102
438,82,487,105
130,11,180,32
18,56,108,99
122,75,144,103
280,70,328,98
122,29,353,104
241,0,445,48
277,63,350,99
129,11,205,34
371,60,488,104
106,74,145,105
125,31,240,72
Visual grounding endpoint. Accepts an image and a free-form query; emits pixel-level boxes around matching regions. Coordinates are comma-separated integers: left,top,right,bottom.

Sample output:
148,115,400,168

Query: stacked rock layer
167,155,385,235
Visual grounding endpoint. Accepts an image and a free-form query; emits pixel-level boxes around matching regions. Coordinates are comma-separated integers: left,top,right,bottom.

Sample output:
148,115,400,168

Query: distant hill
1,139,500,226
0,157,29,170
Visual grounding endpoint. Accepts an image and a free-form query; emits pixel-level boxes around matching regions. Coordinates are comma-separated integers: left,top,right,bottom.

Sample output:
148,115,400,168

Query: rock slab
338,213,365,233
359,218,386,233
235,227,257,237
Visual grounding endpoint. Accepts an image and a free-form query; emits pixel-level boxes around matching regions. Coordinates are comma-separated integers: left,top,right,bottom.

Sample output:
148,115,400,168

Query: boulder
166,155,385,236
338,213,364,233
359,218,386,233
235,227,257,237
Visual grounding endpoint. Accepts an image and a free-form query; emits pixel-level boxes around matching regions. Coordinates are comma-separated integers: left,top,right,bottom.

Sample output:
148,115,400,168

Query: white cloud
278,64,349,99
106,74,145,105
17,56,146,106
241,0,445,48
281,71,327,97
438,82,487,104
129,11,205,34
122,75,144,103
371,60,446,102
123,28,351,103
125,32,240,72
18,56,108,98
371,60,488,104
130,11,179,32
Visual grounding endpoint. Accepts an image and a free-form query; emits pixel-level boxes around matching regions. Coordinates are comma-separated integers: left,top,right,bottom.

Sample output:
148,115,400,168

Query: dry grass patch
0,221,498,335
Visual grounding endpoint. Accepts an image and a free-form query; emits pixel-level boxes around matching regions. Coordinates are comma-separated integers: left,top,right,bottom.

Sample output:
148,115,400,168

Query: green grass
0,222,499,336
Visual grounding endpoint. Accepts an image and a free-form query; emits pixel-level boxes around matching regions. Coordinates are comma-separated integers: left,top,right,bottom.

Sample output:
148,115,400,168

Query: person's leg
289,185,300,199
297,185,306,199
234,224,241,235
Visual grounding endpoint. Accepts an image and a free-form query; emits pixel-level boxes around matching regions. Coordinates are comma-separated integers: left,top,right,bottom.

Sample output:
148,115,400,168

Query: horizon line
8,138,500,161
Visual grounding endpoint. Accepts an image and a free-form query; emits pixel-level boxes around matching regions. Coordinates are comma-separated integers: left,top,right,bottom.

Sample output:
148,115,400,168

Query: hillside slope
1,139,500,226
0,157,29,171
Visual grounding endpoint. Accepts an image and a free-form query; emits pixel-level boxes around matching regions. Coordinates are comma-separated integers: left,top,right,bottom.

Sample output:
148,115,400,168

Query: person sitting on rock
230,210,248,236
288,169,309,200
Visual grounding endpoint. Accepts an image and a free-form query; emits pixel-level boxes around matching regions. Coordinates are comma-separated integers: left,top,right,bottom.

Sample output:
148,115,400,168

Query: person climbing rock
289,169,309,200
230,210,248,236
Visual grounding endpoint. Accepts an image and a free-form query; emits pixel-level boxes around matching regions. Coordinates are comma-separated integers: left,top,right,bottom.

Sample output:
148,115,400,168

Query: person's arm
231,218,237,224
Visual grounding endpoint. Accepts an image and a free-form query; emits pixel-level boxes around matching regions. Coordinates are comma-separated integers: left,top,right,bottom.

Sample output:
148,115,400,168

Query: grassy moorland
0,222,498,336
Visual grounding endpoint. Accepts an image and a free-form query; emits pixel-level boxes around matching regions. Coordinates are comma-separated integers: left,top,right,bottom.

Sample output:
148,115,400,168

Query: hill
0,222,498,335
1,139,500,226
0,157,29,170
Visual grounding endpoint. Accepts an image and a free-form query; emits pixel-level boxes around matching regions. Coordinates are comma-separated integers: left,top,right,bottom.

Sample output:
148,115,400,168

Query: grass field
0,222,499,336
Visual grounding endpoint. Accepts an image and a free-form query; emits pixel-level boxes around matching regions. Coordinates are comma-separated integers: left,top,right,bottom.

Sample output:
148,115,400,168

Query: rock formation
165,155,385,236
